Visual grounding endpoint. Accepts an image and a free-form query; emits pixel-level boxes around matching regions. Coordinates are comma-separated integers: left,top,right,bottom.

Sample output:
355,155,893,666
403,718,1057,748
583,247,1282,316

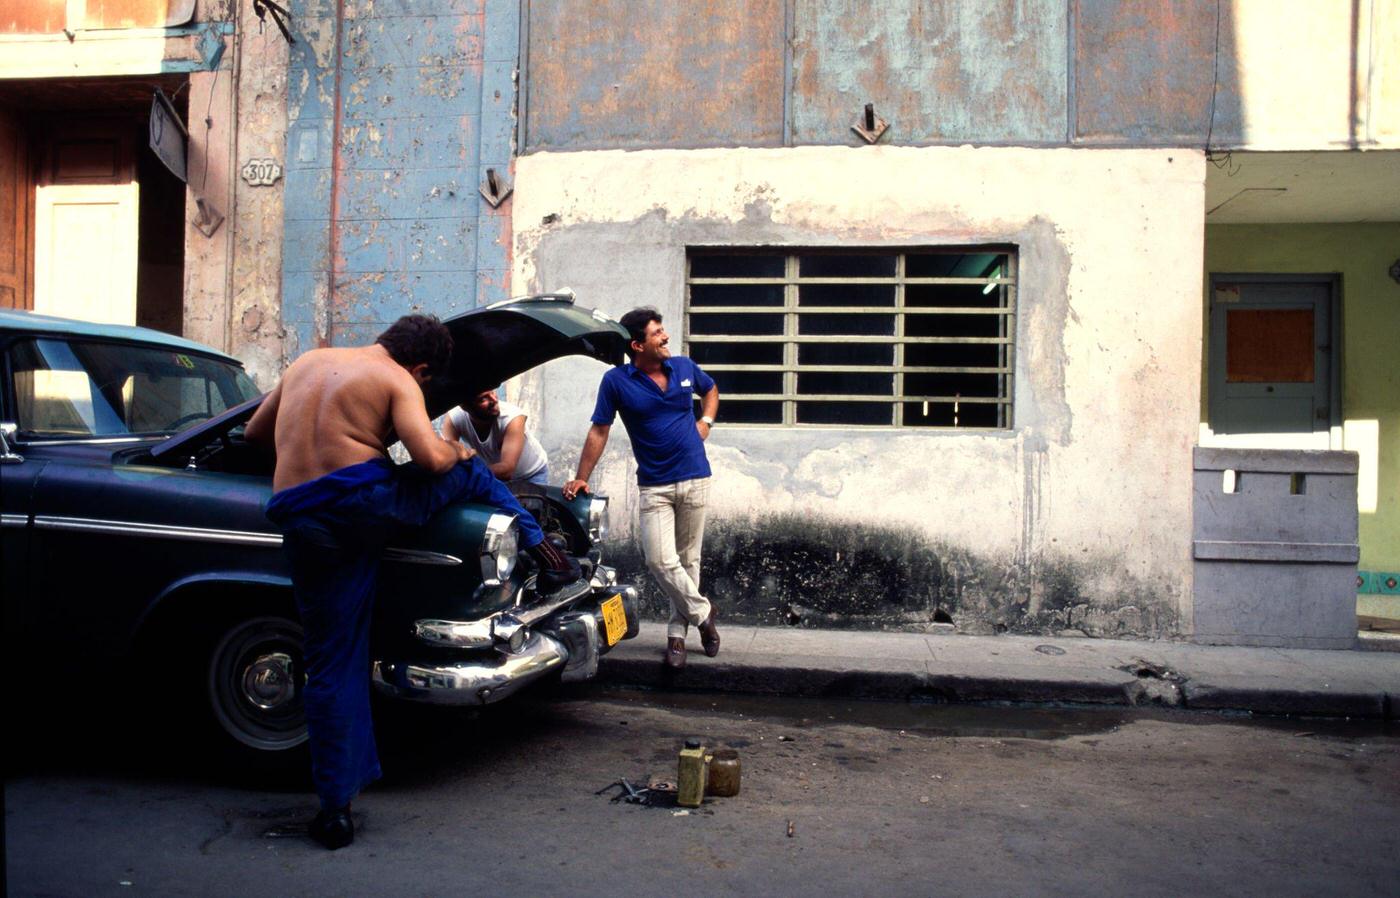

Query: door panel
33,124,138,325
34,185,139,324
30,456,279,656
1208,279,1335,449
0,108,30,310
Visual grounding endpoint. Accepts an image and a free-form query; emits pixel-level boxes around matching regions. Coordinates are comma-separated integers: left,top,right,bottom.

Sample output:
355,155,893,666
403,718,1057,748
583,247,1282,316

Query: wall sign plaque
240,158,284,186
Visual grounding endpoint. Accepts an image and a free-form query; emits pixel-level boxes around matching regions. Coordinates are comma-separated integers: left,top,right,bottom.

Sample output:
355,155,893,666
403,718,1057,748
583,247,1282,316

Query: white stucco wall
512,146,1205,636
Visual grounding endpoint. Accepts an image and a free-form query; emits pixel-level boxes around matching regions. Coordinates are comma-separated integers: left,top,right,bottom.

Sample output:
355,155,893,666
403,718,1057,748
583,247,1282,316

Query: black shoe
528,539,583,593
309,808,354,850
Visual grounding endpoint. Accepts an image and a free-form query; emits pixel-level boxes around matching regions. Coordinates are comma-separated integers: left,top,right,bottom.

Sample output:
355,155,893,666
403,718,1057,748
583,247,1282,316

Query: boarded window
686,249,1015,428
1225,308,1315,383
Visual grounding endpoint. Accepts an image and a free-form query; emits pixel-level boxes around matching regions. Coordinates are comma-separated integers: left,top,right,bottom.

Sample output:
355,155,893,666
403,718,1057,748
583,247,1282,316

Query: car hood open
151,294,630,463
422,294,630,419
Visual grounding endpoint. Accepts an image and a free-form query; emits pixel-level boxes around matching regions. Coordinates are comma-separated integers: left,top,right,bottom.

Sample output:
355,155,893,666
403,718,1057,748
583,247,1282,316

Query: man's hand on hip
562,478,590,500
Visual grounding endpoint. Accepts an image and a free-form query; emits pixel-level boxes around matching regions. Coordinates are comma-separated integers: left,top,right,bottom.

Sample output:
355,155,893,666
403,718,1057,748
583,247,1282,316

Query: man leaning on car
563,307,721,671
244,314,581,850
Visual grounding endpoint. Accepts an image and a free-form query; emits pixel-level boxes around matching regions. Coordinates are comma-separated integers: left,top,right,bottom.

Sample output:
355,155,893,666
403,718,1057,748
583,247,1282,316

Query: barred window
685,248,1016,428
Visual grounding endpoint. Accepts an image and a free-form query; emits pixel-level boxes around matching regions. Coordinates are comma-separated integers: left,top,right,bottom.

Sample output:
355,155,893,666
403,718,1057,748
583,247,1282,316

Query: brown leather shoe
699,606,720,658
665,637,687,669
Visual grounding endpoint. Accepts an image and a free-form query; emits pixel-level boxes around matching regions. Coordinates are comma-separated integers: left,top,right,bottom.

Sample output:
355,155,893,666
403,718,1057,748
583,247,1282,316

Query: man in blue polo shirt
563,307,720,669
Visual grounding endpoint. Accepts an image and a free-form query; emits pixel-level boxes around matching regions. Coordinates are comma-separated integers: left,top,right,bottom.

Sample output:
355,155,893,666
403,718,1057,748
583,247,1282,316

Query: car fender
131,570,296,649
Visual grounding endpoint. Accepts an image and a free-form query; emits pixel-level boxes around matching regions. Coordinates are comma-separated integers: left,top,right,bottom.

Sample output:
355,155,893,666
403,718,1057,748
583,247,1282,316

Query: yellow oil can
677,739,708,808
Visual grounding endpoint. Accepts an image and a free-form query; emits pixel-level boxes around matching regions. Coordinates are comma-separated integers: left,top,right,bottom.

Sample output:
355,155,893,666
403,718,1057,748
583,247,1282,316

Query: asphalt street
6,687,1399,897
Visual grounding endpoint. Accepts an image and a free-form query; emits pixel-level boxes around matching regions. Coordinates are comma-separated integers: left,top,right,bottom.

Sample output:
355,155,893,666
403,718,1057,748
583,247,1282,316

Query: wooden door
0,108,30,310
33,122,139,325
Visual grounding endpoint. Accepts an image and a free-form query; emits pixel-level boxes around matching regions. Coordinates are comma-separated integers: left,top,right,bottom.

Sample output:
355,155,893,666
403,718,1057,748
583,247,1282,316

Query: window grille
685,248,1016,428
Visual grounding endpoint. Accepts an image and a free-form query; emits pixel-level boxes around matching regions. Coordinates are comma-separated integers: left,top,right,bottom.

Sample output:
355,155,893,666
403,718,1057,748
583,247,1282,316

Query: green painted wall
1204,223,1400,572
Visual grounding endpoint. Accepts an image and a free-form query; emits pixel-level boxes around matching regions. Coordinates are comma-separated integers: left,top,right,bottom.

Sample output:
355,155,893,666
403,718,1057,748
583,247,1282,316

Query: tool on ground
595,778,654,805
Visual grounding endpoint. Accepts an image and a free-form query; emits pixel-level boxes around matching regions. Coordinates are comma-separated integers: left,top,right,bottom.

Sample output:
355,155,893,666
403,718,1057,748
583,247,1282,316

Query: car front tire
206,614,310,757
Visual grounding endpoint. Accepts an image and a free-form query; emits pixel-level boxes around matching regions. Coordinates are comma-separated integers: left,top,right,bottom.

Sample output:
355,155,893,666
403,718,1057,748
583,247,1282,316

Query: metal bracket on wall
192,196,224,238
851,103,888,144
480,168,513,208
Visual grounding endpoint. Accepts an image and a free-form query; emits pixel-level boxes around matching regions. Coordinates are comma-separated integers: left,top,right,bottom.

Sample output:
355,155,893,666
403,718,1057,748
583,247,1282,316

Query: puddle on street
571,685,1398,742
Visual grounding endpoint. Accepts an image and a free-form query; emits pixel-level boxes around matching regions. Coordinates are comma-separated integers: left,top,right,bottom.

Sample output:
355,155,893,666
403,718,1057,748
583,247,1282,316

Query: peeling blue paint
282,0,518,347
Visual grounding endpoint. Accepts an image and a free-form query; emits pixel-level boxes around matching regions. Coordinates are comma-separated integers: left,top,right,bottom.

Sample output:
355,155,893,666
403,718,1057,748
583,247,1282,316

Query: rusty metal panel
1073,0,1242,145
524,0,786,151
2,0,194,33
1,0,66,33
790,0,1068,145
81,0,195,29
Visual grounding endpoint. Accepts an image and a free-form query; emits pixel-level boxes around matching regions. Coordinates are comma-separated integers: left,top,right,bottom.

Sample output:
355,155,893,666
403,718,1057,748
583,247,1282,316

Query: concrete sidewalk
597,622,1400,719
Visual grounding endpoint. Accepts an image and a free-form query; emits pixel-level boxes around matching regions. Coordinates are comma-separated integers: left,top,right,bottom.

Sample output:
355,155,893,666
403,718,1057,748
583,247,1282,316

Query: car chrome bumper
372,585,640,706
372,630,569,706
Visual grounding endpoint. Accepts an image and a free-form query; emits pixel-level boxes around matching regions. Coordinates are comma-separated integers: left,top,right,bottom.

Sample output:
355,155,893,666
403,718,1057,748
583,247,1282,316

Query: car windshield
8,337,260,439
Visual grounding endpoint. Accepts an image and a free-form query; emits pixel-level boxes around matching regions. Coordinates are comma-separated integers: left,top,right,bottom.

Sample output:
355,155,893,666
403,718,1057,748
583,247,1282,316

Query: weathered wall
279,0,518,360
185,0,290,387
523,0,785,150
791,0,1068,144
1203,223,1400,581
512,146,1204,637
0,1,285,379
522,0,1399,152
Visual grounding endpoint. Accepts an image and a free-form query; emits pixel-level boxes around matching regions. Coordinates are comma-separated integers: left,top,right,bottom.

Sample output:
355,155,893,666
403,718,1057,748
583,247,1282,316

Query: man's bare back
246,343,469,493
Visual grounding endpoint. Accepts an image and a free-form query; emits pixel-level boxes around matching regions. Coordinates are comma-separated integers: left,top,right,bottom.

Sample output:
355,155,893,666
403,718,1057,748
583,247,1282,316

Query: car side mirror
0,422,22,464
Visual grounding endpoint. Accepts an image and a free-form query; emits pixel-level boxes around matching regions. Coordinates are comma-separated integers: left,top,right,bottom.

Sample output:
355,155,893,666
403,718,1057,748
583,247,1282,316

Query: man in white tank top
442,388,550,486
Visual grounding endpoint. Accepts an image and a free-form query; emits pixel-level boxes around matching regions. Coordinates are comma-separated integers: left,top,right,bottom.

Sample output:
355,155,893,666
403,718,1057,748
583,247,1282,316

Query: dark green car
0,295,639,760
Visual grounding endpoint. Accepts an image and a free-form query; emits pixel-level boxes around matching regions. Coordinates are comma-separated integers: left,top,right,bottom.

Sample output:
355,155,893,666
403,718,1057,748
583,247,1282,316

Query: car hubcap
242,652,296,710
209,616,308,752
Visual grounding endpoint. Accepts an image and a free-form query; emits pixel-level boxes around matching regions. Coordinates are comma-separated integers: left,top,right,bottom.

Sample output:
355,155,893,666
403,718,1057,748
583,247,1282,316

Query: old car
0,295,639,761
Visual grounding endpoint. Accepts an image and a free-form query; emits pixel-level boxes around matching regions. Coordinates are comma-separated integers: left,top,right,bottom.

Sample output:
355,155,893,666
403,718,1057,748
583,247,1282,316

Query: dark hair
375,314,453,377
618,307,662,358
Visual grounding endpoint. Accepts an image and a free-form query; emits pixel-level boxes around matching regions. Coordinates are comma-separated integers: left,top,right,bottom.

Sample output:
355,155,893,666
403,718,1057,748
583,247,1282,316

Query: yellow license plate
600,593,626,646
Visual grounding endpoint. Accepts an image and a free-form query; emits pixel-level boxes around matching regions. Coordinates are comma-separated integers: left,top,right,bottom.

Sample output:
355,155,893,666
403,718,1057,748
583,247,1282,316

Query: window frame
685,247,1017,430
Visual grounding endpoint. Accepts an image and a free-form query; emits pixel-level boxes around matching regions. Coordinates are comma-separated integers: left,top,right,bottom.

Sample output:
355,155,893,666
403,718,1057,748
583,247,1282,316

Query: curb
596,653,1400,720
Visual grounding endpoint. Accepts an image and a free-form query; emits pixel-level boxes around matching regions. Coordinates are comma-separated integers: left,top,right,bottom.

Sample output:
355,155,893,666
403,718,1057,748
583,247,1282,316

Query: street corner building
3,0,1397,646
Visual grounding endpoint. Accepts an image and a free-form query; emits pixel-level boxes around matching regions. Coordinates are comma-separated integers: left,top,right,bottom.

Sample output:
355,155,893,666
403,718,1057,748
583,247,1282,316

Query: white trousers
638,477,711,639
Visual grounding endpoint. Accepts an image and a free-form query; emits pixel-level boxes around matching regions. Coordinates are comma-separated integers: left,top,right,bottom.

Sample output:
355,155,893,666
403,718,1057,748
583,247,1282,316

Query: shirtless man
245,314,579,850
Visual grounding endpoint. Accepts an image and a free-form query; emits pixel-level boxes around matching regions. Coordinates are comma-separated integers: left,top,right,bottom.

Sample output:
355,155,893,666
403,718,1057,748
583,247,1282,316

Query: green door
1208,276,1337,449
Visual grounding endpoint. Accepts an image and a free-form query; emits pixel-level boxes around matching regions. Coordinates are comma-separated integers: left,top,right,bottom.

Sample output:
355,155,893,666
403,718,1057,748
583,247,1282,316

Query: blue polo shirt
591,356,715,486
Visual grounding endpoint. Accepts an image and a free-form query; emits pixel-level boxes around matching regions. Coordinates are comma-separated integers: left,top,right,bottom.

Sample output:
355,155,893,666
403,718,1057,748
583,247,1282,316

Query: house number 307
241,158,284,186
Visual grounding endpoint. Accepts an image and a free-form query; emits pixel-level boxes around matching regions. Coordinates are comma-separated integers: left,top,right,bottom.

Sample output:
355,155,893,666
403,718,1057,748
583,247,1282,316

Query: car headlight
587,496,609,542
480,513,519,585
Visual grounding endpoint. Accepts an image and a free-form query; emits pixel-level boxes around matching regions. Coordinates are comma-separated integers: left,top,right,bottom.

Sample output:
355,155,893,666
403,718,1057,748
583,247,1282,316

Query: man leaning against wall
563,307,721,669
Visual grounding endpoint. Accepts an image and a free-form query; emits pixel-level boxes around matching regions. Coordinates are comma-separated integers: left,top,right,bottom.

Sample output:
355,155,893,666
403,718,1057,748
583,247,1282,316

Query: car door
1,335,43,650
28,453,280,656
12,333,278,657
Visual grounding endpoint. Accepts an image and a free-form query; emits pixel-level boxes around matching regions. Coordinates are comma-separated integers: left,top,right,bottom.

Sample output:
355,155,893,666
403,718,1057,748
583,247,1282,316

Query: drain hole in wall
933,608,954,624
1290,472,1307,495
